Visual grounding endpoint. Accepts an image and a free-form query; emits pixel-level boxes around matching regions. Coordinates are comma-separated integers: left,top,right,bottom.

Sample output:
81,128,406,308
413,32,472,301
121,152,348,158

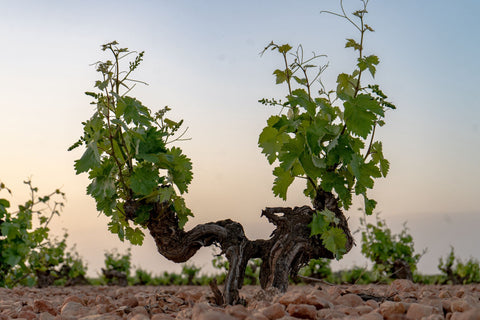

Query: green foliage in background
212,255,261,285
329,266,378,284
438,246,480,284
258,0,395,257
360,214,424,278
0,180,65,287
299,258,332,280
104,248,132,277
70,41,193,245
29,232,88,287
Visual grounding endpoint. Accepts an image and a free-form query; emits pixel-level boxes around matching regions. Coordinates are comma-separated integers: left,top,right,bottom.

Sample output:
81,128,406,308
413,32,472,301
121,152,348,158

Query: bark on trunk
125,190,354,305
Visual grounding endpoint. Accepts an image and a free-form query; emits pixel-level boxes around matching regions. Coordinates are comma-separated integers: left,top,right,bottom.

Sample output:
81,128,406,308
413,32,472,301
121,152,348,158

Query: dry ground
1,280,480,319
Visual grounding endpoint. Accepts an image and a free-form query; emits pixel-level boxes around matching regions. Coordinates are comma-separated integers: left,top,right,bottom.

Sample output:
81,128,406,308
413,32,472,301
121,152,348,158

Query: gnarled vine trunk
125,190,354,305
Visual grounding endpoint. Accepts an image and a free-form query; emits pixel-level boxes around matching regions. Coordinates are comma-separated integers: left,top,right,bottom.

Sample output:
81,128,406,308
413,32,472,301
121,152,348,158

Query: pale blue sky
1,0,479,275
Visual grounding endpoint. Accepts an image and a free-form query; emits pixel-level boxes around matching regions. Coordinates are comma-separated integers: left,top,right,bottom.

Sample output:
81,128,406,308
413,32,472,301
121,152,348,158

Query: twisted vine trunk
125,190,354,305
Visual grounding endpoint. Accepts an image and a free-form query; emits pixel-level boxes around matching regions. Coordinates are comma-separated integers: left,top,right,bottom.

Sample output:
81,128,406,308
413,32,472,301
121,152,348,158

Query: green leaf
0,198,10,217
309,211,329,236
299,151,323,180
320,171,352,209
344,94,383,139
108,221,124,241
117,96,151,126
272,167,294,200
158,186,174,203
306,123,326,155
129,164,158,196
321,227,347,259
289,89,316,117
169,148,193,194
364,196,377,215
293,76,308,86
309,209,338,236
278,136,303,171
345,38,362,51
258,124,289,164
95,80,108,91
278,44,292,54
358,55,379,78
350,154,381,192
370,141,390,177
173,196,193,229
336,73,356,100
273,69,287,84
87,159,117,199
136,127,167,163
326,134,355,166
125,227,144,245
74,141,101,174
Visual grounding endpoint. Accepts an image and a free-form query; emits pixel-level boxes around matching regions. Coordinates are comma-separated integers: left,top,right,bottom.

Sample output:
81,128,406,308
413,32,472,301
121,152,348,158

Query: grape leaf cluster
70,42,193,245
258,6,395,257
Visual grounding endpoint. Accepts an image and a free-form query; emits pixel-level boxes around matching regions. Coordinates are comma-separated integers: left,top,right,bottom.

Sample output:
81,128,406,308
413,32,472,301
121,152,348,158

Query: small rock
127,306,149,319
151,314,176,320
260,303,286,320
96,303,115,314
379,301,407,318
246,312,270,320
192,303,213,319
423,315,444,320
317,309,348,319
452,298,475,313
176,308,193,320
304,294,332,309
456,289,467,298
356,305,374,315
17,310,36,320
21,305,34,313
134,292,151,306
365,299,380,310
226,304,250,319
95,294,114,305
286,304,316,320
34,299,57,315
359,312,384,320
120,297,139,308
38,312,56,320
61,301,91,318
198,311,237,320
79,315,122,320
335,293,364,307
129,314,150,320
406,303,437,319
325,286,344,301
420,298,444,313
62,296,84,307
337,306,359,316
176,289,204,302
451,308,480,320
390,279,417,292
276,291,307,306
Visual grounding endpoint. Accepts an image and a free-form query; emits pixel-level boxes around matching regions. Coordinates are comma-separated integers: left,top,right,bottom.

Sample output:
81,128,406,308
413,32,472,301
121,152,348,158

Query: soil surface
1,280,480,319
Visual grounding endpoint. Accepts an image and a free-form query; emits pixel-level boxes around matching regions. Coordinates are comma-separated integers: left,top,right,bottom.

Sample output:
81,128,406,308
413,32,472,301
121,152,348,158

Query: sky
1,0,479,277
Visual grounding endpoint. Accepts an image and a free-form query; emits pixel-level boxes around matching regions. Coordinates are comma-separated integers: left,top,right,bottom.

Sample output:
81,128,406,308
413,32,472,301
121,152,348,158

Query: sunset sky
1,0,479,276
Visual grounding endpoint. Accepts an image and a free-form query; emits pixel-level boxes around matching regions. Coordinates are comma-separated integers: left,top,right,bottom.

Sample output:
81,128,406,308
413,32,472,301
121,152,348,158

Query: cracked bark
125,189,354,305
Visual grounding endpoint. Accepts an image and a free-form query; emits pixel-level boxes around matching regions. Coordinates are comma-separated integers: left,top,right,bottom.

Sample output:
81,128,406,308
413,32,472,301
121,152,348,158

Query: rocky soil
1,280,480,319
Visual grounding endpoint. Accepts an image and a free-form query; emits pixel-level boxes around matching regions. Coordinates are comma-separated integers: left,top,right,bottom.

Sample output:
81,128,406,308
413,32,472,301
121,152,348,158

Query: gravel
1,280,480,319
